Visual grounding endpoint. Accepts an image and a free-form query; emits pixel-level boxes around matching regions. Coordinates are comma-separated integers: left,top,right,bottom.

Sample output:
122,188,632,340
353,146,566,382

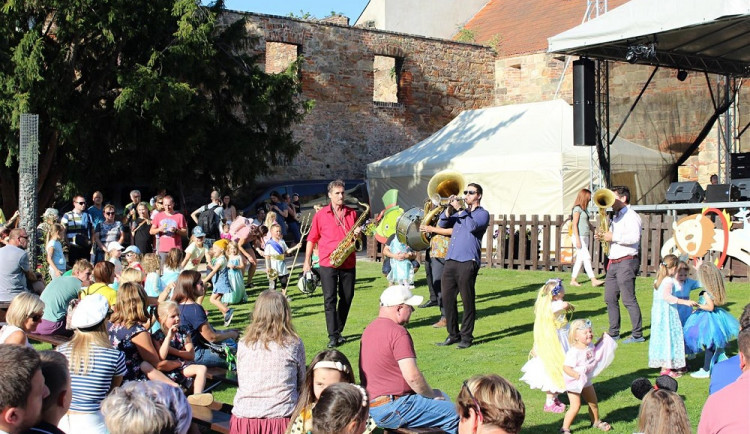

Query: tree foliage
0,0,312,210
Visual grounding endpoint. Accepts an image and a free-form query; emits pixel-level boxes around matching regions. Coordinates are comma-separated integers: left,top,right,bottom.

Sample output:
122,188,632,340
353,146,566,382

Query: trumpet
592,188,616,256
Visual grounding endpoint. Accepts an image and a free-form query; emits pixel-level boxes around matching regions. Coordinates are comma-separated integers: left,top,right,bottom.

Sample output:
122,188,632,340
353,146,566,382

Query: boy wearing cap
359,285,459,433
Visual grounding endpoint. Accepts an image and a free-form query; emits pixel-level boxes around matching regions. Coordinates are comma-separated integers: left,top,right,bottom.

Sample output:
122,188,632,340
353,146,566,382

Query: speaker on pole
573,58,596,146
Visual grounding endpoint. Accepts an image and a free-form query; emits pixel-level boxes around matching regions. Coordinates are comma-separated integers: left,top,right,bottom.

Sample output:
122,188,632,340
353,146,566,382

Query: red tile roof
463,0,631,56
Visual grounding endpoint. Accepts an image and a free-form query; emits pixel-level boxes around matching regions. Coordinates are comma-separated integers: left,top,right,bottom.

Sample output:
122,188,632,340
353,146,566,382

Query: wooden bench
27,333,71,348
384,428,446,434
191,401,232,434
204,367,239,392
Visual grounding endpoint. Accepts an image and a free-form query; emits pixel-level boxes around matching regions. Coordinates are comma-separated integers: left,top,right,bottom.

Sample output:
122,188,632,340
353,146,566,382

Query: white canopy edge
548,0,750,53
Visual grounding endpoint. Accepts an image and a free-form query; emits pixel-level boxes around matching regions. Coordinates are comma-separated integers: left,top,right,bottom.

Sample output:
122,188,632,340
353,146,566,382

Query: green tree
0,0,312,212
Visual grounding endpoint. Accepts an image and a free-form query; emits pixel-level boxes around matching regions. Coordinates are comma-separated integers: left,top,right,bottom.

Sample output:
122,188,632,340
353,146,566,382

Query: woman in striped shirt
57,294,126,434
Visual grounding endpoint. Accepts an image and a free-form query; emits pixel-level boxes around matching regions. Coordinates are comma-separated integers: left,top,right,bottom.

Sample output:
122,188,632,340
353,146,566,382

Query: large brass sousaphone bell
396,170,465,251
592,188,616,256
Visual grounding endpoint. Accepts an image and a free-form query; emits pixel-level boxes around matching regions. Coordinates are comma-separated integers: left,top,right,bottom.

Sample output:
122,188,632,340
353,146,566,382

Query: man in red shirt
359,285,459,433
149,195,188,265
303,180,359,348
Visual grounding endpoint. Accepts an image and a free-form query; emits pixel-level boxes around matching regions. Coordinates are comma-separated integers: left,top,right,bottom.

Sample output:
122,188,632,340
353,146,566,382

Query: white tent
366,99,673,216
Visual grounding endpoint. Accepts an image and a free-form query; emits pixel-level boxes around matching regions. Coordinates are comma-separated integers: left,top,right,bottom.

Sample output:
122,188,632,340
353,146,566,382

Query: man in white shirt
596,186,644,343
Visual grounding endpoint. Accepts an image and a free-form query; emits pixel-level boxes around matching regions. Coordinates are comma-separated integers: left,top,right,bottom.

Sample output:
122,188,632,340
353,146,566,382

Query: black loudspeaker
731,152,750,178
573,58,596,146
705,184,741,202
731,178,750,200
666,181,704,203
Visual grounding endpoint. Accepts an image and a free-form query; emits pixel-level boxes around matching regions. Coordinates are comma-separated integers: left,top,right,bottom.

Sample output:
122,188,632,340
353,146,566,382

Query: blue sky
222,0,370,21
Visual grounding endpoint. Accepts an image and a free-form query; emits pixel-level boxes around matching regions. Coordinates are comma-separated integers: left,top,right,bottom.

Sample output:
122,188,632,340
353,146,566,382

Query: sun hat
192,226,206,237
107,241,124,251
380,285,424,307
123,245,141,255
71,294,110,329
42,208,59,219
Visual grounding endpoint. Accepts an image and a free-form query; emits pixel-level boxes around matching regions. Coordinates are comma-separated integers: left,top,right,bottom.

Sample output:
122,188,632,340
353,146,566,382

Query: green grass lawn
33,260,746,432
201,260,747,433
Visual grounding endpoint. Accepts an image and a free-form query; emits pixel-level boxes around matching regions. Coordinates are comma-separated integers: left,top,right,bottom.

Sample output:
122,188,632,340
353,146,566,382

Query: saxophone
329,201,370,268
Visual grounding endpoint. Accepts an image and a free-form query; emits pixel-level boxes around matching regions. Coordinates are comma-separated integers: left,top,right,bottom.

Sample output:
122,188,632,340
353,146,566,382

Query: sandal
559,429,571,434
592,420,611,431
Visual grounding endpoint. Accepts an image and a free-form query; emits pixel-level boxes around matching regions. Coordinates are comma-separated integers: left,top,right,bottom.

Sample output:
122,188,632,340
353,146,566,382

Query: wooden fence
367,213,748,281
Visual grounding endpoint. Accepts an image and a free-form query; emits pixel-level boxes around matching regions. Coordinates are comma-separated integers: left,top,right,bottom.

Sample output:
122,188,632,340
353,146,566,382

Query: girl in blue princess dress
673,261,700,325
648,255,698,378
684,260,740,378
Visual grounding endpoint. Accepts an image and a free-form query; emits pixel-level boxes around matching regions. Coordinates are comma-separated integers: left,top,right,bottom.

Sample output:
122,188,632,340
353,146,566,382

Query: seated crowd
0,190,747,434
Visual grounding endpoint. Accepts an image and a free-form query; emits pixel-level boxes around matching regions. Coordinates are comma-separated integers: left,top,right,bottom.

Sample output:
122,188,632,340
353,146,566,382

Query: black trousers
441,259,479,343
318,266,356,340
430,257,446,316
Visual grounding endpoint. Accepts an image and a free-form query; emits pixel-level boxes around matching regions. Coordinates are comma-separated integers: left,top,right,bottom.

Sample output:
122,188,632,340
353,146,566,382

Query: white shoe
690,368,710,379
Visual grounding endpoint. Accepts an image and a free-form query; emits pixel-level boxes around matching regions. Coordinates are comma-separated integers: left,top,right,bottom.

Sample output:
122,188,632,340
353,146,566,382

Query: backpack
198,204,221,239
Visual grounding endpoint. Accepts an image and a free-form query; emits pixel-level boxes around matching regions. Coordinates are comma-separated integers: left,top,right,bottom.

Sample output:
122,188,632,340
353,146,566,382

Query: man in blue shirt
436,183,490,349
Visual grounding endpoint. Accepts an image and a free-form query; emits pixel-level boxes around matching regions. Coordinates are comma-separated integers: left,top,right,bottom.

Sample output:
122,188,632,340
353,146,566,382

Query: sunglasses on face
105,212,115,215
76,201,86,205
30,314,43,322
463,190,477,196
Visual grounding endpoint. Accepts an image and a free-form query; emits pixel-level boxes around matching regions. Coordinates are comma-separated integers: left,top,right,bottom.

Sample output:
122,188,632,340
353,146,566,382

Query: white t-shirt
184,242,207,270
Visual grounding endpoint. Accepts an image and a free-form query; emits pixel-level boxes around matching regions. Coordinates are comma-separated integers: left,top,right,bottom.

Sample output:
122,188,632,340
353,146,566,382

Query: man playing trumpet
426,183,489,349
595,186,644,344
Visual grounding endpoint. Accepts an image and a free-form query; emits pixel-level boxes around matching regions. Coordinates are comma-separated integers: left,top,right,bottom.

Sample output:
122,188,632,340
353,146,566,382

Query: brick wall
227,12,495,181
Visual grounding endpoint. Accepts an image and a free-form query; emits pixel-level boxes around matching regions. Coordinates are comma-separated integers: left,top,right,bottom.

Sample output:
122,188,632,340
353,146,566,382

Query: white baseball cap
107,241,124,251
71,294,110,329
380,285,424,307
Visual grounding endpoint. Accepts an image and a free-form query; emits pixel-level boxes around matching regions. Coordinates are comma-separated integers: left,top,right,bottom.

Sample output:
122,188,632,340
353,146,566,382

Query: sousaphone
396,170,465,251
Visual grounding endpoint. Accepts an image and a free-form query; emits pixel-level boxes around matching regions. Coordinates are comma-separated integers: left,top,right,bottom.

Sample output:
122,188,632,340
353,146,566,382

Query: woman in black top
131,201,153,254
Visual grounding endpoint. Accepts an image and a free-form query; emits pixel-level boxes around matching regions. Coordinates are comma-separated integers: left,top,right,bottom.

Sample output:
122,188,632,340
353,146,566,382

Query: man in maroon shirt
303,179,359,348
359,285,459,433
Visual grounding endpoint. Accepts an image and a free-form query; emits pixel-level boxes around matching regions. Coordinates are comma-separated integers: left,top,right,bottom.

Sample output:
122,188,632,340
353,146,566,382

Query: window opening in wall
373,55,402,104
266,42,300,74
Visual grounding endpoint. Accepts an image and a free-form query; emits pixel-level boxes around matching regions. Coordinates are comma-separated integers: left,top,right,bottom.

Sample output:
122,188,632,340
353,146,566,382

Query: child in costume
649,255,697,377
561,319,616,433
384,236,415,287
520,278,573,413
684,260,740,378
204,242,234,327
264,223,301,293
673,261,701,325
222,241,247,305
286,349,375,434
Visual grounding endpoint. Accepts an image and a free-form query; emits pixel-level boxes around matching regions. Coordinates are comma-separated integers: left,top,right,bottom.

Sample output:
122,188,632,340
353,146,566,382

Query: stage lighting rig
625,43,656,64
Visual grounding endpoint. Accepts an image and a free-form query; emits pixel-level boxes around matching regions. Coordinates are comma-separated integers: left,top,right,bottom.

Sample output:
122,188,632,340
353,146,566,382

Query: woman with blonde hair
107,282,178,386
569,188,603,287
57,294,125,434
456,374,526,434
0,292,45,346
230,290,305,434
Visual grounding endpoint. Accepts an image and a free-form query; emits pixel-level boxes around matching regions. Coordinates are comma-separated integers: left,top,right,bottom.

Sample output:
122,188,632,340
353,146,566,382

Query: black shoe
436,337,460,346
419,300,438,308
457,341,472,349
327,338,338,348
337,336,347,346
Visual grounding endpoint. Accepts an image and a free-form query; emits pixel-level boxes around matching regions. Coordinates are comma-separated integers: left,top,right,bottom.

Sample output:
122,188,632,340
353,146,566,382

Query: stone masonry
223,12,495,181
